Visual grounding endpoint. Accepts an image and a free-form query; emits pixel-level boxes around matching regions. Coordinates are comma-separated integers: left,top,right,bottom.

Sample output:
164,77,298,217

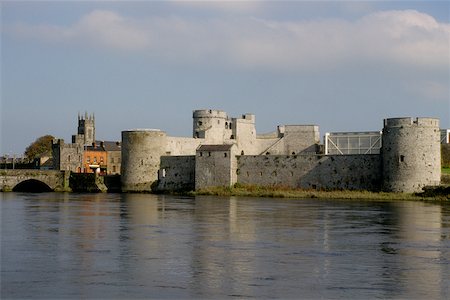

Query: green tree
24,135,54,161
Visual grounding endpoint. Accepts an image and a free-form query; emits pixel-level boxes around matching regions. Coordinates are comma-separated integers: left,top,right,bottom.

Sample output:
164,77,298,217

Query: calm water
1,193,449,299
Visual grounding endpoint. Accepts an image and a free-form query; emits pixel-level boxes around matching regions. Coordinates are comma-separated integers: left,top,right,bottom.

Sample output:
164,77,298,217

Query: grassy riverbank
188,184,449,201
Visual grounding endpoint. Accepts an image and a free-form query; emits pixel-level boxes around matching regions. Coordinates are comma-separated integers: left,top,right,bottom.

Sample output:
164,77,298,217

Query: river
1,193,449,299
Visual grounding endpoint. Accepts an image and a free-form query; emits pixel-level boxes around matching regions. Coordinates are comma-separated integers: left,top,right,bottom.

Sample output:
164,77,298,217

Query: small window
111,157,114,163
400,155,405,162
199,152,203,157
224,153,227,157
241,150,244,155
68,155,71,162
292,152,296,155
208,152,211,157
198,121,203,126
217,120,220,124
113,166,116,172
225,122,228,129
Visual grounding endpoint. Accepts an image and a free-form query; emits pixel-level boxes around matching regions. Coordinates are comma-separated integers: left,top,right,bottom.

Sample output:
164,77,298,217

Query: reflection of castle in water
10,192,445,298
114,196,447,298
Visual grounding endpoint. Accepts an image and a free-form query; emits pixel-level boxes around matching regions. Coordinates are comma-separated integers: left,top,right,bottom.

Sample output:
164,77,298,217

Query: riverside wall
236,154,382,191
154,153,383,192
157,156,196,192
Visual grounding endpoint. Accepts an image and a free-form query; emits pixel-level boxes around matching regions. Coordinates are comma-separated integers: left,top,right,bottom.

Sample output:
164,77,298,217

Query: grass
187,183,449,201
442,167,450,175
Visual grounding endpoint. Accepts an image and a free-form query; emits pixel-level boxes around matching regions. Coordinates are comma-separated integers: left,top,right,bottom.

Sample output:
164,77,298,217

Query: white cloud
168,0,264,14
73,10,151,50
8,10,151,51
6,9,450,70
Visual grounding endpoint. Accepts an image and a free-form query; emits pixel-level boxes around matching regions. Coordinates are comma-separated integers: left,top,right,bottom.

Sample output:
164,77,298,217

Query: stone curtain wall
237,154,382,191
157,156,196,192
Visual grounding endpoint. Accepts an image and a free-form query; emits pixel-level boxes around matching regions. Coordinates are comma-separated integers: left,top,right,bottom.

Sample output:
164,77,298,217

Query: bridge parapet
0,170,71,192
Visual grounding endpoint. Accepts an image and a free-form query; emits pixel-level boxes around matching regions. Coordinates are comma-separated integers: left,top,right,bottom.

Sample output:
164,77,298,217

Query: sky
1,0,449,155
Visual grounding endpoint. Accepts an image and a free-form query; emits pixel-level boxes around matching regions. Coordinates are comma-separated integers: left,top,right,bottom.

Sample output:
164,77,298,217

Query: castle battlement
193,109,228,119
384,117,440,128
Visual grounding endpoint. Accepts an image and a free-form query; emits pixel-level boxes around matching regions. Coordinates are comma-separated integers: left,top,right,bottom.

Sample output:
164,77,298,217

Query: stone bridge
0,170,71,192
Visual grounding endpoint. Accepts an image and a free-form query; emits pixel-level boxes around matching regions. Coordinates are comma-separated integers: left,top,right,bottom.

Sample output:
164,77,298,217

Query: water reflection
1,193,449,299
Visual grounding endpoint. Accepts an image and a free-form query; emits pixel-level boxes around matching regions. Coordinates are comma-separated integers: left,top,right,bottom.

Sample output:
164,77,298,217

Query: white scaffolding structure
325,131,382,155
441,129,449,144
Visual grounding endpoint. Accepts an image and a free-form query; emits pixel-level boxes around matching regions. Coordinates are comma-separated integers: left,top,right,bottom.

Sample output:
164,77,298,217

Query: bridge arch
12,179,53,193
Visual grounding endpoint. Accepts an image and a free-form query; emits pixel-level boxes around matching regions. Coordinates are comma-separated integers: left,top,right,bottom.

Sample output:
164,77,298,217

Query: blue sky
1,1,449,155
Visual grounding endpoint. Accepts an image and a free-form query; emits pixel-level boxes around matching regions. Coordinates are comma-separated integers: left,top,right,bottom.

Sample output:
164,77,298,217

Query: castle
120,109,441,193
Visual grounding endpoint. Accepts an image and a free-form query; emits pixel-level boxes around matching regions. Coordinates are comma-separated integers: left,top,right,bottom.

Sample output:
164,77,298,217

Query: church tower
75,112,95,146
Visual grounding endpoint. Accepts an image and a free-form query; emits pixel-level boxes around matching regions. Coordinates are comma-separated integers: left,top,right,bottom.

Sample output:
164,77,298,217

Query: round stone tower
193,109,231,143
121,129,167,192
382,117,440,193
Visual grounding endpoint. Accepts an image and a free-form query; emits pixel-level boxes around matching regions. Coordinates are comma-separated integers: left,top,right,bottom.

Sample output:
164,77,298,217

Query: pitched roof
87,141,121,151
101,141,121,151
197,144,234,151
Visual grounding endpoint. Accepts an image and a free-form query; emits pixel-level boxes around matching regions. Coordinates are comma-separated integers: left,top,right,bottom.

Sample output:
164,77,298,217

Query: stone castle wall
156,153,381,192
157,156,196,191
166,137,202,156
236,154,382,191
